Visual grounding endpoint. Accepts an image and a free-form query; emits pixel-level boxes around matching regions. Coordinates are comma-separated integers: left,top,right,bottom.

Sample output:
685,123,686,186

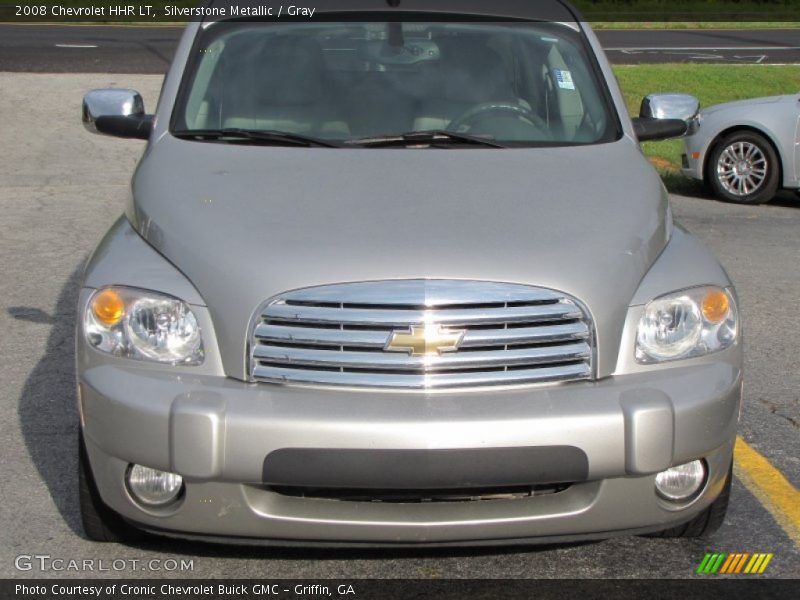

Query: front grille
266,484,572,503
249,280,593,389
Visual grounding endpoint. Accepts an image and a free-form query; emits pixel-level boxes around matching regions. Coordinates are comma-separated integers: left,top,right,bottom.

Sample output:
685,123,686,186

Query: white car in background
682,94,800,204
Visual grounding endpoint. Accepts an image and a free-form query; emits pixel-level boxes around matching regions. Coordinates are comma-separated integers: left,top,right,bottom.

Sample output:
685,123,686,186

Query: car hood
701,94,798,116
129,136,670,379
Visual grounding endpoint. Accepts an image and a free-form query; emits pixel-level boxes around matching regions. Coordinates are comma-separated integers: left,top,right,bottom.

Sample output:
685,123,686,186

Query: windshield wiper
172,128,341,148
344,130,506,149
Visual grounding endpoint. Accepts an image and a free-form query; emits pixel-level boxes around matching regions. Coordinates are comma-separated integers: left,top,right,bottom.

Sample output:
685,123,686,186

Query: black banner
2,579,799,600
2,0,800,23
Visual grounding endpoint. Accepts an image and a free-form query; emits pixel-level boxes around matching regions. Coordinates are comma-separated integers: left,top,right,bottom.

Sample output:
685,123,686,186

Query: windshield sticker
554,69,575,90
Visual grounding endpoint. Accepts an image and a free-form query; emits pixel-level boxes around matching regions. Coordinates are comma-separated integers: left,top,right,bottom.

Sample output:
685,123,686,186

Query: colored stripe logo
697,552,773,574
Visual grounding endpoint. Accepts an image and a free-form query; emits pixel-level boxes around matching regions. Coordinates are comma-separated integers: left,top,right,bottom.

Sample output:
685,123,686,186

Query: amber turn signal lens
702,290,730,323
92,289,125,326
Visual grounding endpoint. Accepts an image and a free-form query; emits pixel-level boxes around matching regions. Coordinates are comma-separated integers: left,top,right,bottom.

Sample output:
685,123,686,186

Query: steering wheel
446,102,551,139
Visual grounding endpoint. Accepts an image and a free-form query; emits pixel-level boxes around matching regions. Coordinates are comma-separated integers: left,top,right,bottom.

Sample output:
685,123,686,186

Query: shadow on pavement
661,172,799,210
127,536,599,561
767,191,800,209
14,265,84,537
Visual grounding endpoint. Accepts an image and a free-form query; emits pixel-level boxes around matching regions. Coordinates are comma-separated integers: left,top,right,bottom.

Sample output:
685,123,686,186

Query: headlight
635,286,737,363
85,287,204,365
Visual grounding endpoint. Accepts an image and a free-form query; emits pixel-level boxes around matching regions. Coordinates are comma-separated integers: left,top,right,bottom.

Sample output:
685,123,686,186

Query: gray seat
220,36,349,137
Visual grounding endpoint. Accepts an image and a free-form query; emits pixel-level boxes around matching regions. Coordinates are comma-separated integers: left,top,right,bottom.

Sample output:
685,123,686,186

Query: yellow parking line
734,436,800,546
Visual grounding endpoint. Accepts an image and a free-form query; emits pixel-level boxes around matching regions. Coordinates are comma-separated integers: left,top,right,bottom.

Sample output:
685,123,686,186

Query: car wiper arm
344,130,506,148
172,128,341,148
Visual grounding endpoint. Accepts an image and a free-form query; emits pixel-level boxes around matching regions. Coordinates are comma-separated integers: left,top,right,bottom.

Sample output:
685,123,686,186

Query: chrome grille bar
253,363,592,389
254,321,590,348
281,279,562,306
262,302,582,327
249,280,594,390
254,341,590,371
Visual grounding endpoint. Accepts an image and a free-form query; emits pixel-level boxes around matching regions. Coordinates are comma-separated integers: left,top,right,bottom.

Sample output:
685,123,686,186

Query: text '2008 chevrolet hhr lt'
77,0,742,545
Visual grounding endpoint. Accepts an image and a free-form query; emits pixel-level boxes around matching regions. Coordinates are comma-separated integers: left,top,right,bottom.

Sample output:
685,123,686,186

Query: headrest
434,37,514,104
241,36,327,106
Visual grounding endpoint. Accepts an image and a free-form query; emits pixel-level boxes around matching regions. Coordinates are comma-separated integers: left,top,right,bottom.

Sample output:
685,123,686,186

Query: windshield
173,19,620,147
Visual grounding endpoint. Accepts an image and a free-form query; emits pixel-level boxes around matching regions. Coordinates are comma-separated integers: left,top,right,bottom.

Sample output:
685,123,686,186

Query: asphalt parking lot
0,72,798,580
2,25,800,71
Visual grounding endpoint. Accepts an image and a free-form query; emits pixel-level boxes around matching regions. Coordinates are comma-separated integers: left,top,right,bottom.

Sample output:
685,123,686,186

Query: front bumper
681,134,706,181
79,355,741,544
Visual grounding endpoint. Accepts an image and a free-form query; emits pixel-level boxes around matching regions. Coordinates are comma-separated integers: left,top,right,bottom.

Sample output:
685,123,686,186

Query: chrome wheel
716,141,768,197
708,131,779,205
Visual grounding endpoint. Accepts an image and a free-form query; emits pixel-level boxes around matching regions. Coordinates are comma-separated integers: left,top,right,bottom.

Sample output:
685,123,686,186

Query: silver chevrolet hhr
77,0,742,545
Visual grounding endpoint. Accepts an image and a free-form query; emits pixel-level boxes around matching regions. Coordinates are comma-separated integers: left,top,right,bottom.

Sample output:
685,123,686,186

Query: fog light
655,460,706,501
126,464,183,507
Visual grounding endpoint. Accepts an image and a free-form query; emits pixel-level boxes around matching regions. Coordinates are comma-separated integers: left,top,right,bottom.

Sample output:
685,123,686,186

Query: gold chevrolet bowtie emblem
385,324,465,357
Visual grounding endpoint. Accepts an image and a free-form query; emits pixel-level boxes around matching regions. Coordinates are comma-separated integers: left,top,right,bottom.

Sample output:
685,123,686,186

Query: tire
79,432,146,543
647,463,732,539
707,130,780,205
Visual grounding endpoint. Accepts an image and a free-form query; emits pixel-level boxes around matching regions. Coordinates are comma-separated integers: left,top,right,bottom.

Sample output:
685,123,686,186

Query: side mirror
82,89,153,140
632,93,700,142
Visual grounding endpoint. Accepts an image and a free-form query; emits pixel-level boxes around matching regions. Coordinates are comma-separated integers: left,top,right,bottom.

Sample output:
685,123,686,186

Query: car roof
203,0,581,23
